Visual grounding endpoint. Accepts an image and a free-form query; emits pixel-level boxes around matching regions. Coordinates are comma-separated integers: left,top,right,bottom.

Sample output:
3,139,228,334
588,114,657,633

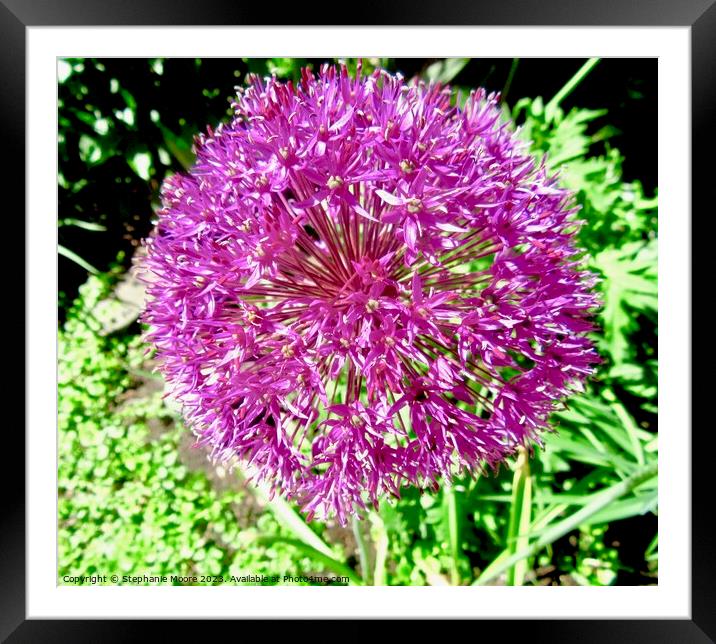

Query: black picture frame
7,0,708,638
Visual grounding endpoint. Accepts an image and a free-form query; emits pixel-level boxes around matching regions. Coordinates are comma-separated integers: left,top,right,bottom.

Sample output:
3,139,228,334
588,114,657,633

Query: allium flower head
141,63,599,524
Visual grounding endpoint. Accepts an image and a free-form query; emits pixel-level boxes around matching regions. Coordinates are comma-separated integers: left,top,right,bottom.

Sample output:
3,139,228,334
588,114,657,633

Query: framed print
8,0,709,637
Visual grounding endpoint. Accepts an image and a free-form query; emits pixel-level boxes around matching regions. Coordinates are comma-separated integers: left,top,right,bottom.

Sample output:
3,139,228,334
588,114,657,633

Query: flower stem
445,484,461,585
501,57,520,104
546,57,600,114
370,512,389,586
505,447,532,586
352,515,372,585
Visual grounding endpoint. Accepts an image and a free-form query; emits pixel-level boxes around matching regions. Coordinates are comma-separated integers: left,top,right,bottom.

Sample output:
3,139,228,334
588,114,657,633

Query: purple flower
140,63,599,524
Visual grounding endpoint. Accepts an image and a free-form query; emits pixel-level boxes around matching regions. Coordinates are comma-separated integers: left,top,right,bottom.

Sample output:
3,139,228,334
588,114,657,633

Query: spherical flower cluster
140,63,599,524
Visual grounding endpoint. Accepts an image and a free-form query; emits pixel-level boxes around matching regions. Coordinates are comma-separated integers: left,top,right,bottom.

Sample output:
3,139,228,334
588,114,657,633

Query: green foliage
423,58,470,84
59,277,346,584
592,240,658,398
514,88,658,403
513,97,657,251
564,525,621,586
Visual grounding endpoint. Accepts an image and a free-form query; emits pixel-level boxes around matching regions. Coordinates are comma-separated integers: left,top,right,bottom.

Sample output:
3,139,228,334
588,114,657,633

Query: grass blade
59,218,108,232
475,550,511,585
58,244,99,274
547,433,637,473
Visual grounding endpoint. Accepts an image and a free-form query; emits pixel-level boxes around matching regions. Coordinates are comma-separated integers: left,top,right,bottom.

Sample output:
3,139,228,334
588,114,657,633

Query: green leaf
549,109,608,166
128,151,153,181
58,59,73,83
58,244,99,274
546,432,637,474
424,58,469,84
266,58,306,80
255,536,361,585
59,218,107,232
581,490,657,526
249,477,336,561
78,135,103,165
603,390,645,466
556,393,646,462
157,122,195,170
592,239,657,364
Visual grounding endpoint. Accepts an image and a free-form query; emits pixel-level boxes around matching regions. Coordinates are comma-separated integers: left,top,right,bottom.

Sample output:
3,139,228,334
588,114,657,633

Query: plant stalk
546,57,600,114
352,514,372,585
